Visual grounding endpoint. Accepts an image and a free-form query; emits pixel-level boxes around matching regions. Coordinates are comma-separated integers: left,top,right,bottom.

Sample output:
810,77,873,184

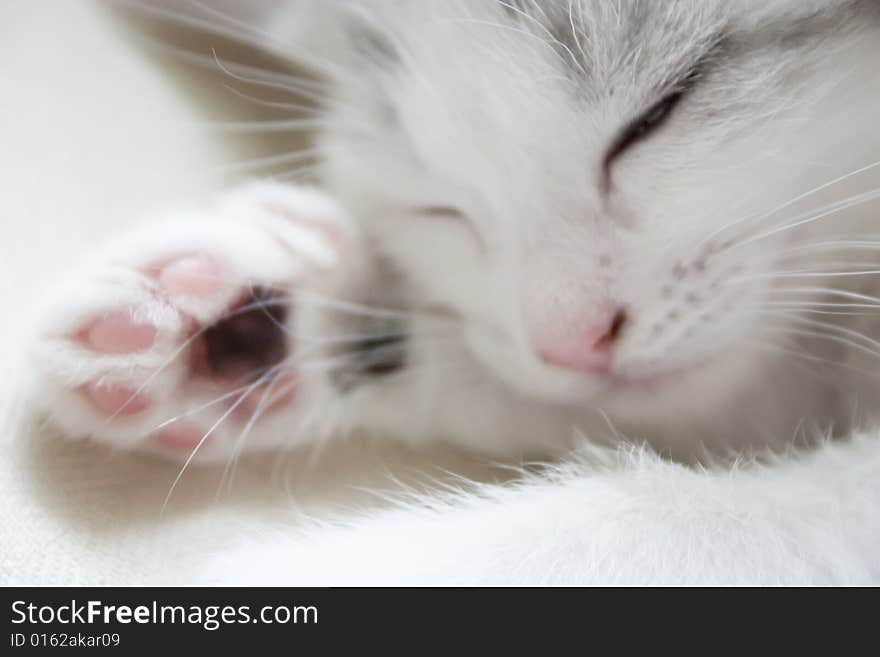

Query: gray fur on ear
148,0,361,69
257,0,377,71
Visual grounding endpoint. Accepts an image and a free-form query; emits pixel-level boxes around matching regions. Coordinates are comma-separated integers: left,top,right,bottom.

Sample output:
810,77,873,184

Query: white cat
27,0,880,583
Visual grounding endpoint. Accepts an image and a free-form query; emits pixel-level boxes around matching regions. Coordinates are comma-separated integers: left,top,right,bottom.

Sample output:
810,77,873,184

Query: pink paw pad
157,254,225,297
238,372,298,416
262,201,345,246
83,382,151,416
156,424,213,451
82,311,157,354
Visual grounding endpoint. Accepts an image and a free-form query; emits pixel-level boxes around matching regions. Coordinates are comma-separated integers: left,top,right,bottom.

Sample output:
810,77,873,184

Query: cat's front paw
30,183,358,461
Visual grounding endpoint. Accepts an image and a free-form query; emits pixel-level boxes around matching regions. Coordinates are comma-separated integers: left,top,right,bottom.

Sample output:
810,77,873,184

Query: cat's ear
144,0,297,34
258,0,399,74
134,0,345,65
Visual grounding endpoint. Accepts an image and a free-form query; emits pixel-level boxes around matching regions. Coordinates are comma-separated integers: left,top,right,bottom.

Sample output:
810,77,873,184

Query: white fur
21,0,880,584
205,436,880,585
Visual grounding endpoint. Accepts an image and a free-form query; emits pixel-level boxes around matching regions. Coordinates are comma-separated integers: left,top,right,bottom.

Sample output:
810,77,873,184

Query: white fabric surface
0,0,491,585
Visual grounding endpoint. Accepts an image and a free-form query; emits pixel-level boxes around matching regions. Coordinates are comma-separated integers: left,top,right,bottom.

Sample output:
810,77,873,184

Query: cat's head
279,0,880,414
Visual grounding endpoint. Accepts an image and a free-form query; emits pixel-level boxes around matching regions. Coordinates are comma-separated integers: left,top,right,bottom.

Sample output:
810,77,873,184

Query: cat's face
315,0,880,412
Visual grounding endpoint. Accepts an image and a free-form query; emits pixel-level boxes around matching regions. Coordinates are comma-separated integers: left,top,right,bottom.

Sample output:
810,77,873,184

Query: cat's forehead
502,0,728,67
500,0,865,45
509,0,727,98
359,0,871,87
340,0,876,161
496,0,869,87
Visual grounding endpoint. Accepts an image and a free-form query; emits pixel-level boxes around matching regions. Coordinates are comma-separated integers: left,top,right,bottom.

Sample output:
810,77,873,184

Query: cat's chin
607,358,715,392
513,349,751,422
592,350,768,426
537,354,717,399
471,350,708,408
464,324,755,414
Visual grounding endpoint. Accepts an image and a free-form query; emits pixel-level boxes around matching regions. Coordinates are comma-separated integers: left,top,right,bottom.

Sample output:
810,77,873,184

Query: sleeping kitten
27,0,880,583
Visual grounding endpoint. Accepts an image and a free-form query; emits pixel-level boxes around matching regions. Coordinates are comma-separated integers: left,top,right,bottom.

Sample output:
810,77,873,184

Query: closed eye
414,205,486,252
605,91,686,165
602,68,702,189
417,205,469,220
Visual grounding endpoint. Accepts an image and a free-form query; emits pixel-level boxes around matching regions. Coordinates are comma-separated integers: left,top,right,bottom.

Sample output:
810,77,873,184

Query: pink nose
537,309,627,375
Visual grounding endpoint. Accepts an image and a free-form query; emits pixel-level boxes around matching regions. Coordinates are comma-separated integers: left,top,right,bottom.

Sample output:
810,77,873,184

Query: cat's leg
201,437,880,585
29,181,364,462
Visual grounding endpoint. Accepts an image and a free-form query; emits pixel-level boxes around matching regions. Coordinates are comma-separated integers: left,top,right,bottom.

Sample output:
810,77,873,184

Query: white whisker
161,366,279,513
700,158,880,248
733,187,880,249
